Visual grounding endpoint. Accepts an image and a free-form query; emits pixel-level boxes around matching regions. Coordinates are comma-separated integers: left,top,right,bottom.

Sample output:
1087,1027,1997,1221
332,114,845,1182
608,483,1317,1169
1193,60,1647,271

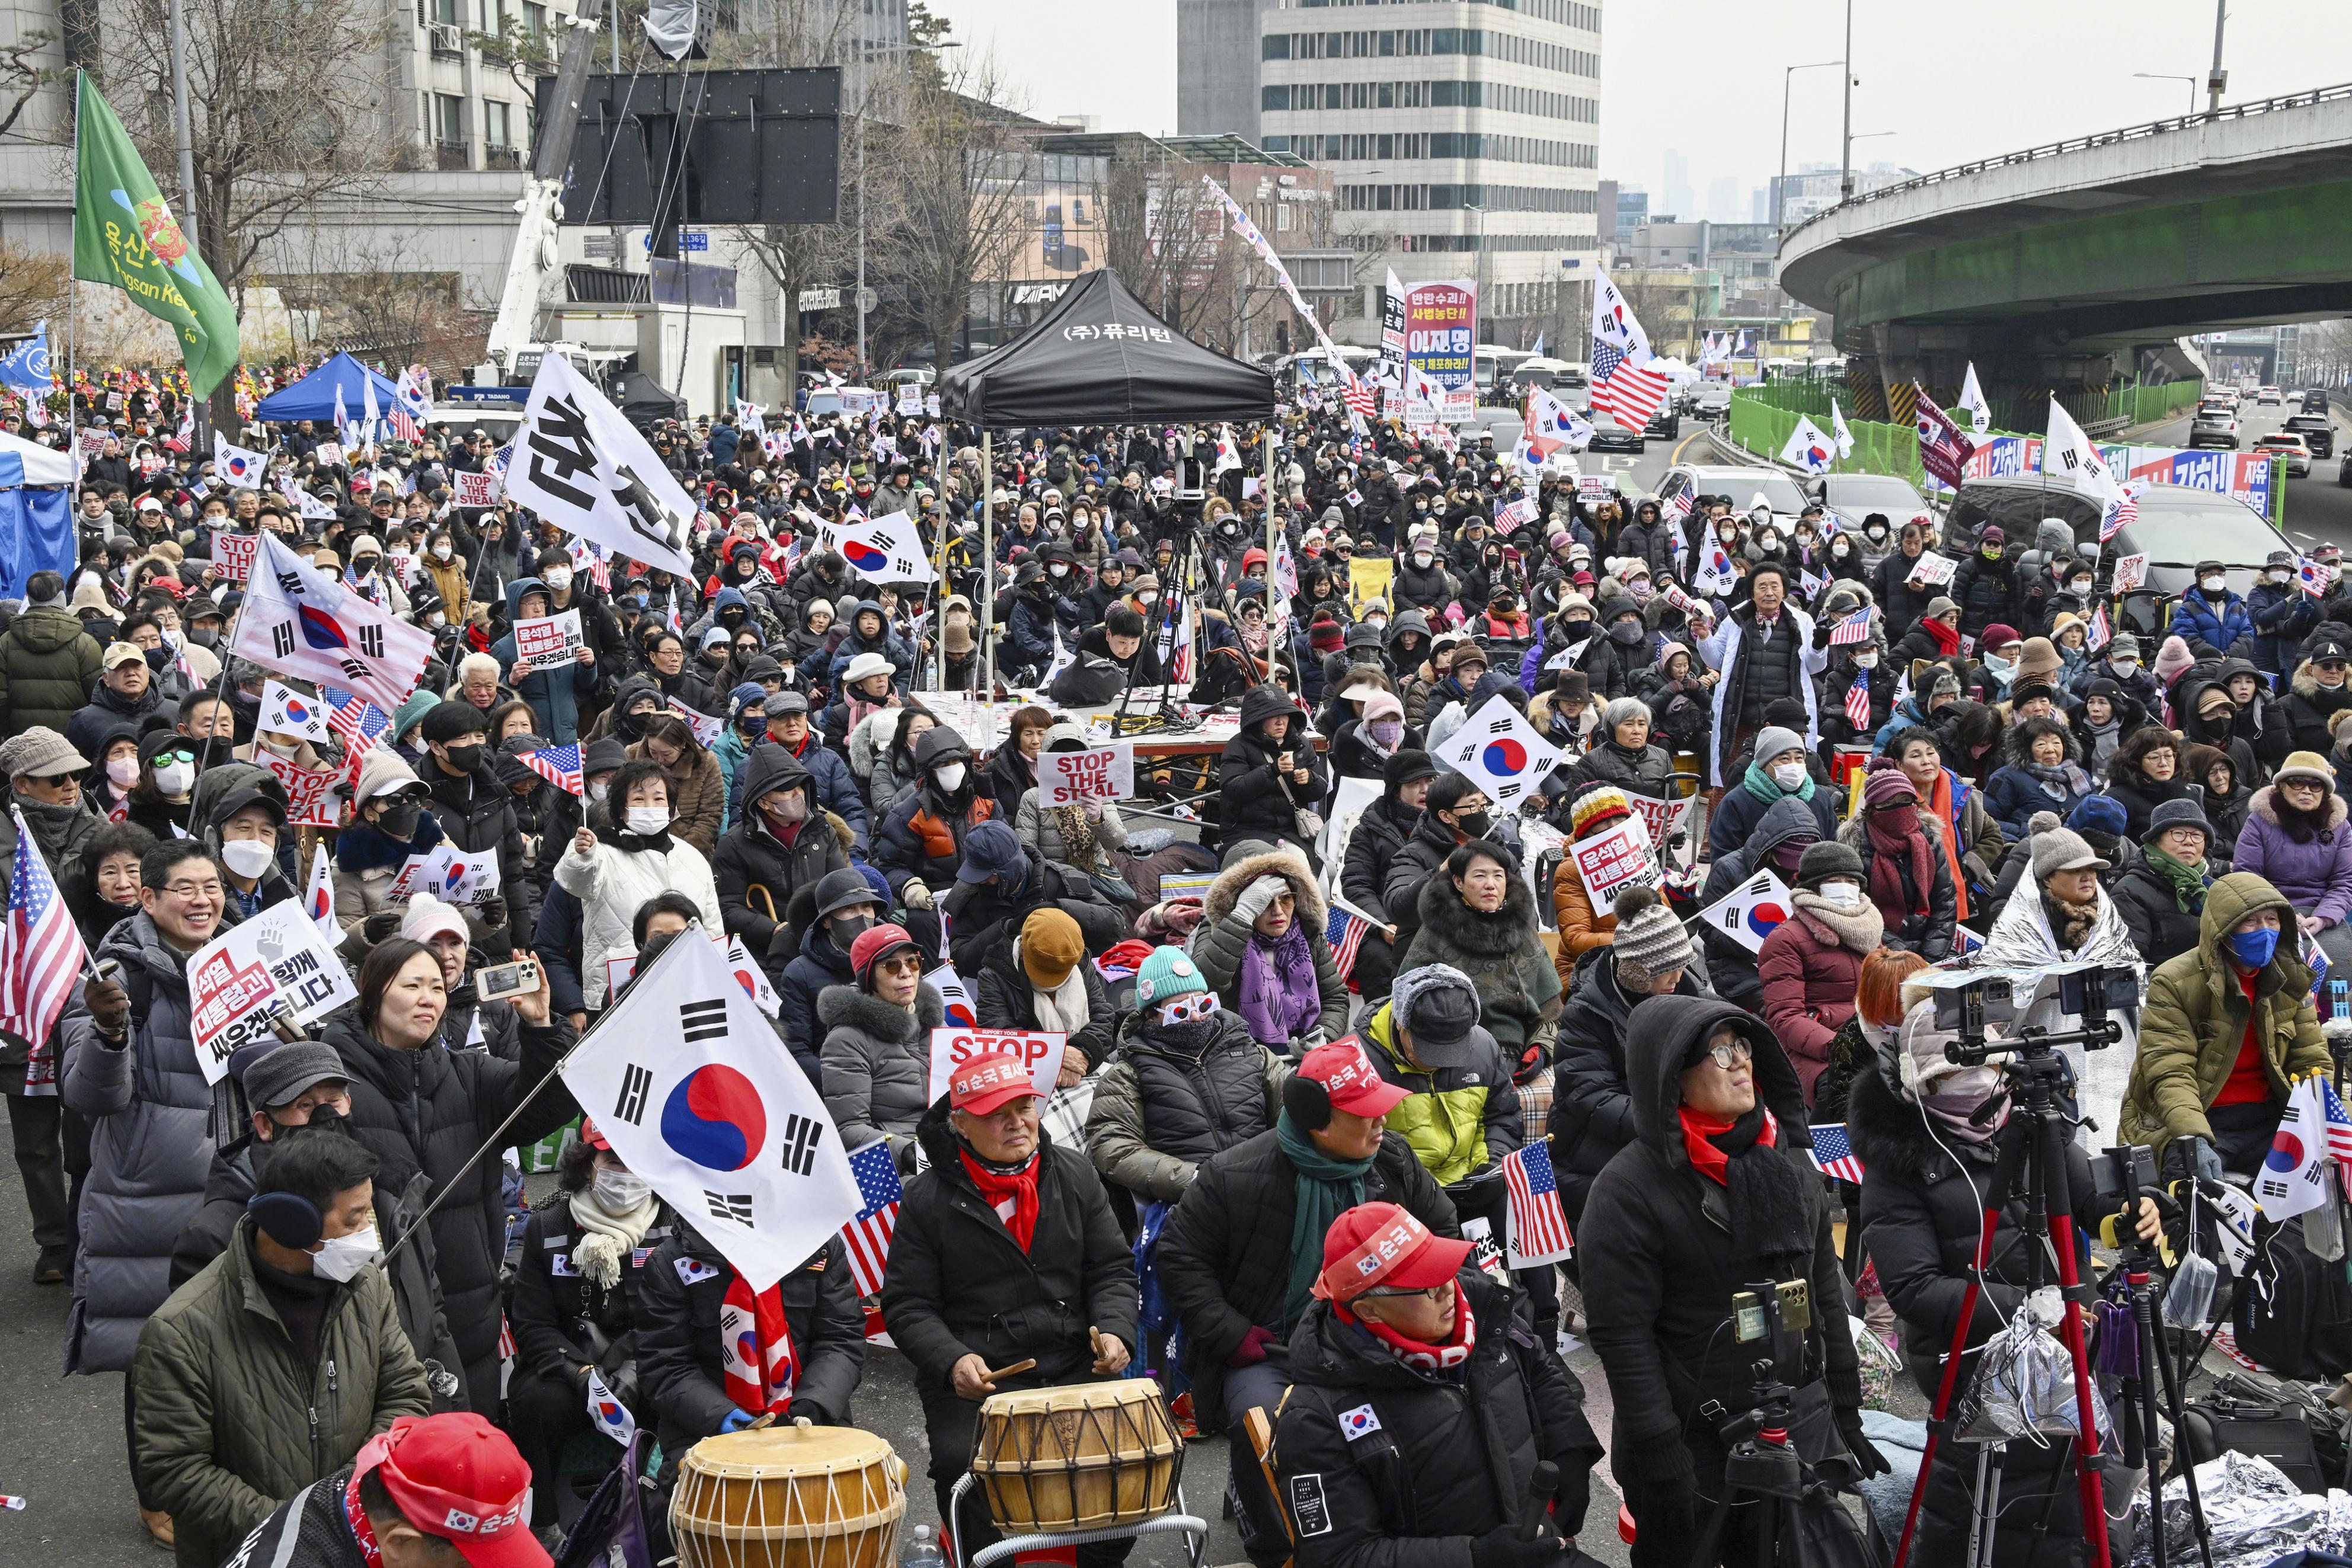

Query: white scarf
567,1187,658,1289
1016,936,1091,1034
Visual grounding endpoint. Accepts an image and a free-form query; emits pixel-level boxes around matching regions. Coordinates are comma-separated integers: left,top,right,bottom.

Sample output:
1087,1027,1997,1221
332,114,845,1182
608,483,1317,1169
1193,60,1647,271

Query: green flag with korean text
71,70,239,396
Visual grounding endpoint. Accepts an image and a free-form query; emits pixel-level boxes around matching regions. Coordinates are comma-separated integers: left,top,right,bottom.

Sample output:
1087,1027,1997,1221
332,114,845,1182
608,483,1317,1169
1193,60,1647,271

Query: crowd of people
0,376,2342,1568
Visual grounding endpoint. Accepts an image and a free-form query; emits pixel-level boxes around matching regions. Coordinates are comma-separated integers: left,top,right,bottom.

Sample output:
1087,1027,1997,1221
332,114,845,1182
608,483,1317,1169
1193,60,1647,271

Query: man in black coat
1274,1202,1602,1568
878,1055,1140,1567
1159,1043,1457,1438
1577,996,1875,1568
634,1220,866,1473
1341,749,1436,1004
714,744,849,968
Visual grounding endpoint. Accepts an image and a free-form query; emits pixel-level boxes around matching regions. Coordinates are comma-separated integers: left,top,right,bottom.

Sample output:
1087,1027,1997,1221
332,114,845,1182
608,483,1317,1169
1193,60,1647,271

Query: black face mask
443,743,483,775
1453,809,1493,840
617,706,654,740
375,801,423,840
1609,620,1645,647
830,913,877,948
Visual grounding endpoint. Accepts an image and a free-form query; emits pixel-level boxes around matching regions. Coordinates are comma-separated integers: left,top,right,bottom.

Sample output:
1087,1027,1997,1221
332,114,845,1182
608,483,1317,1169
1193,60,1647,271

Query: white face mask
1137,591,1157,606
588,779,611,803
1854,652,1880,670
934,761,968,793
1771,762,1808,791
624,805,670,836
542,567,573,593
1049,563,1068,577
593,1167,651,1212
152,761,194,796
426,611,446,629
310,1224,381,1284
2200,575,2225,593
2269,570,2292,585
105,756,139,788
431,541,453,560
220,839,275,880
1820,881,1863,911
2111,658,2139,674
1413,551,1433,567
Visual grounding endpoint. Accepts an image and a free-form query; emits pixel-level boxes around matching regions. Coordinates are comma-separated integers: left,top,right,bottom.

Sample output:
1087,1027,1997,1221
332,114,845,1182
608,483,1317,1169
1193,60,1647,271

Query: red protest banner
213,533,257,584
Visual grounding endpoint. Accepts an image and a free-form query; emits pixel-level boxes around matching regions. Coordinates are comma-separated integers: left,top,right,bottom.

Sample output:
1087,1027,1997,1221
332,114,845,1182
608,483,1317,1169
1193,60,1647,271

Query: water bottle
902,1524,944,1568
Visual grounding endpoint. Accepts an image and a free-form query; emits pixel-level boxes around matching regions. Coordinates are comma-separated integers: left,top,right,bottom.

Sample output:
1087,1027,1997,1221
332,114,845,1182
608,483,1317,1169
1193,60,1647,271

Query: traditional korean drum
670,1425,907,1568
970,1381,1184,1533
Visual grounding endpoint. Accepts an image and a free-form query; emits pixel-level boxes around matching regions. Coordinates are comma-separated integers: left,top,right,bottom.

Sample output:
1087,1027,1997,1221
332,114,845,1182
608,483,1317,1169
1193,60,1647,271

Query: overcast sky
937,1,2352,219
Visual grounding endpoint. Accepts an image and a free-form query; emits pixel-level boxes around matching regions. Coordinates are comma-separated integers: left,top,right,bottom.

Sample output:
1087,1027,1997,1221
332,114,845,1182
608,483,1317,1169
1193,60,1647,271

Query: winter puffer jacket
714,745,851,969
1567,737,1676,796
2108,855,2209,969
2169,586,2255,661
778,920,857,1076
1755,891,1883,1103
1360,998,1521,1185
552,822,724,1008
2231,786,2352,924
1158,1124,1455,1431
2119,872,2331,1171
877,1100,1139,1405
0,603,103,736
817,982,947,1163
2284,661,2352,753
1547,944,1709,1227
510,1192,675,1386
1082,1010,1286,1202
636,1221,865,1457
1275,1269,1605,1568
875,729,995,895
1576,997,1861,1496
131,1216,434,1568
1190,847,1350,1049
1399,866,1563,1070
724,733,870,852
1216,686,1331,850
323,1007,579,1384
1693,798,1823,1010
59,910,215,1374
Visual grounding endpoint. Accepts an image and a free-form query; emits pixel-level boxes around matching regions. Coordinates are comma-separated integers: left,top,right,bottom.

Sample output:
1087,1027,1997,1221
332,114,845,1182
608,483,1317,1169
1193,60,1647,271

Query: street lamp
1462,200,1489,341
1839,0,1856,200
851,37,960,377
1775,59,1842,236
2134,72,2200,117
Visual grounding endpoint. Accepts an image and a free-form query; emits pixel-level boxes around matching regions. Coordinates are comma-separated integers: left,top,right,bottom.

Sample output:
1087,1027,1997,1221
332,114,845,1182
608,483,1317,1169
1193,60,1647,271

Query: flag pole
65,69,79,501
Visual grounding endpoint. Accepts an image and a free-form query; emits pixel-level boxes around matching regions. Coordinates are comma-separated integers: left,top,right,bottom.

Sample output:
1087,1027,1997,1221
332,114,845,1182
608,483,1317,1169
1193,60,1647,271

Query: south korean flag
1434,694,1565,811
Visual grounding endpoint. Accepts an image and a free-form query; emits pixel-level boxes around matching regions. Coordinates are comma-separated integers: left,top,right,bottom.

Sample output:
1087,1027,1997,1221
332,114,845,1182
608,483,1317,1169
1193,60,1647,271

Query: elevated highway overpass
1776,82,2352,423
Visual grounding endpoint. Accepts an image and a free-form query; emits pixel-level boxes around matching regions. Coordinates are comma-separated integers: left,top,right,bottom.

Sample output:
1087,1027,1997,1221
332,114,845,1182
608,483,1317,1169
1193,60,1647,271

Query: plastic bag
2127,1449,2352,1568
1963,1308,2107,1445
2164,1250,2219,1330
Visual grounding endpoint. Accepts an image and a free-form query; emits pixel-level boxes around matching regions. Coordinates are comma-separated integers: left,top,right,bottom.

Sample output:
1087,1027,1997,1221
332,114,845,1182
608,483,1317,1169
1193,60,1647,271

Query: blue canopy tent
251,352,402,423
0,428,74,601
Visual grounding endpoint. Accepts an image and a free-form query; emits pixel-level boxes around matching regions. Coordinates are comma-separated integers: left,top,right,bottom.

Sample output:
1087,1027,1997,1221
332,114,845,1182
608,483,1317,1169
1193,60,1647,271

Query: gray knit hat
1753,726,1807,772
1795,840,1866,891
1391,963,1482,1066
2030,824,2109,882
1611,886,1693,988
0,726,85,780
239,1039,349,1112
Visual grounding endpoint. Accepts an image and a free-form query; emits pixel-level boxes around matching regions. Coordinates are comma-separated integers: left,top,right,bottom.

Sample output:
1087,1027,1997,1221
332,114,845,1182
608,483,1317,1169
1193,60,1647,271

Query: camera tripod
1891,1018,2117,1568
2099,1221,2214,1568
1687,1361,1827,1568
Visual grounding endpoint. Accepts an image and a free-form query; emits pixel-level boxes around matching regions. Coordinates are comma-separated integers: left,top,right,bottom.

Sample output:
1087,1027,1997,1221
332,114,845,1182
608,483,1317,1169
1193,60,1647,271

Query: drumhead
681,1426,896,1478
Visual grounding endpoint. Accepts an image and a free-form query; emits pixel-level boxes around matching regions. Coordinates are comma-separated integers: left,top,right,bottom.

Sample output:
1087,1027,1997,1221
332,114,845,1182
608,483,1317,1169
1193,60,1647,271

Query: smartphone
477,958,542,1001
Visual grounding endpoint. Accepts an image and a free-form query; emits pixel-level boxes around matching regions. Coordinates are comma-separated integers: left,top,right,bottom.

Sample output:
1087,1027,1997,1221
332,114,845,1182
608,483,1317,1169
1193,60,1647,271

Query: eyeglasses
1156,993,1221,1024
1704,1038,1755,1071
159,879,223,900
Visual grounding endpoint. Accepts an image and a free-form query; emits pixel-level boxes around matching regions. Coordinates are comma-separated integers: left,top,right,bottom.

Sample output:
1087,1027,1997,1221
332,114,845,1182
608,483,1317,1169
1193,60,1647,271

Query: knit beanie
1568,784,1632,839
1862,767,1919,812
2152,635,2195,689
2066,796,2127,837
1795,840,1865,891
1753,726,1806,770
1134,946,1209,1009
1610,886,1692,988
2029,824,2108,882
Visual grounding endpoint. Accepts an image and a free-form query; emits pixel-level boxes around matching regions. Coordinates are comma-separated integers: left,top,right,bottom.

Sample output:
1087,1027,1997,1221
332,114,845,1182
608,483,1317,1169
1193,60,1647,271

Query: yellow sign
1348,556,1395,610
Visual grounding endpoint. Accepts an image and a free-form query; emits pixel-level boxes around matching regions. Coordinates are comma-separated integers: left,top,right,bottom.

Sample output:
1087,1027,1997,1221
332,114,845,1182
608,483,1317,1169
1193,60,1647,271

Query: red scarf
1680,1105,1779,1186
1922,617,1961,657
1865,802,1938,920
959,1148,1042,1252
1337,1280,1478,1371
720,1269,799,1416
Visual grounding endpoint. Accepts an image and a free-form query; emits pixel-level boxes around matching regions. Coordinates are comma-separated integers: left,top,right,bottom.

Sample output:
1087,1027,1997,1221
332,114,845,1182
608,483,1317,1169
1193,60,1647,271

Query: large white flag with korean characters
560,927,860,1289
1433,693,1564,812
506,354,698,577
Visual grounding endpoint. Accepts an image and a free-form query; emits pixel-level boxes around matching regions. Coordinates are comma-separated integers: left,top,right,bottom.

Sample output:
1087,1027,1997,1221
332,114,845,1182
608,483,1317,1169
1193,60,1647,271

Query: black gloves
1620,1431,1696,1538
1468,1525,1565,1568
1835,1407,1891,1479
362,909,404,944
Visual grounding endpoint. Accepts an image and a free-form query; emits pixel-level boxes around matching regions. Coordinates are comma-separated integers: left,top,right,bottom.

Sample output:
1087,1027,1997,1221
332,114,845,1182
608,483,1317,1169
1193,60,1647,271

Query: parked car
2283,413,2336,459
1658,463,1807,524
1943,477,2285,601
2252,433,2313,477
1811,471,1932,535
2189,404,2241,450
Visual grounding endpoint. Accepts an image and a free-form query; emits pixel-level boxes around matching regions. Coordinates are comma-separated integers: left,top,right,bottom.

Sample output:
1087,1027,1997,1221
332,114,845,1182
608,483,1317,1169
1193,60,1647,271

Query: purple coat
2232,787,2352,925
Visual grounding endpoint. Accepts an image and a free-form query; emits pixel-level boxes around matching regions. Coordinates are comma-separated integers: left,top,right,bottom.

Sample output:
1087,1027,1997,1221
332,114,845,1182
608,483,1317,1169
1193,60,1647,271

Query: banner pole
66,69,80,501
981,428,995,697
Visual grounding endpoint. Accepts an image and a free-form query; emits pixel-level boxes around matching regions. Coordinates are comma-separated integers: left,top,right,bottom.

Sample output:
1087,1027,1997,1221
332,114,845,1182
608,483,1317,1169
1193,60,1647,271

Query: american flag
1341,380,1376,421
324,689,394,777
2099,487,2139,544
1501,1141,1573,1266
388,407,420,444
1325,901,1372,980
567,536,612,592
839,1138,903,1298
1807,1123,1867,1185
520,744,584,797
2319,1078,2352,1165
1912,386,1977,491
1826,606,1873,647
1589,341,1670,430
1,809,89,1093
2303,558,2338,600
1955,927,1984,956
1843,670,1872,729
1663,489,1693,523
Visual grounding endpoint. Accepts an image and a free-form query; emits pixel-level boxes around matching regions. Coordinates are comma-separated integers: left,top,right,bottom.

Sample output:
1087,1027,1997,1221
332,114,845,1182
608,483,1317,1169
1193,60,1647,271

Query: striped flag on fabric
2319,1077,2352,1165
1501,1140,1574,1266
2099,485,2139,544
1808,1123,1867,1184
2086,603,2111,652
1826,606,1874,647
2,809,89,1096
839,1138,903,1299
1326,901,1372,980
1589,341,1671,430
324,689,394,760
521,744,584,797
1843,670,1871,730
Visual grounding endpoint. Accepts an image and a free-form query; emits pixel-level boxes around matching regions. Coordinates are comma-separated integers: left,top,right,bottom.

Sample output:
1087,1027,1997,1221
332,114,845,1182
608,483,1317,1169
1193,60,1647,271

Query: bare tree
1092,151,1252,344
0,240,70,336
881,52,1033,380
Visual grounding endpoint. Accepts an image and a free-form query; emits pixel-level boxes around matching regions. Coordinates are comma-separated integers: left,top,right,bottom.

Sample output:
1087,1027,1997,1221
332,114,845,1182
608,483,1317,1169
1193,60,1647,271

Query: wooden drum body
670,1426,907,1568
970,1381,1185,1534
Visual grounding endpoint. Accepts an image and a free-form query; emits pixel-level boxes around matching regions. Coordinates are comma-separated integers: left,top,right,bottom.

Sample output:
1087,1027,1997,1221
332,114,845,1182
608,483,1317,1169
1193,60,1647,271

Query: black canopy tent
937,268,1276,427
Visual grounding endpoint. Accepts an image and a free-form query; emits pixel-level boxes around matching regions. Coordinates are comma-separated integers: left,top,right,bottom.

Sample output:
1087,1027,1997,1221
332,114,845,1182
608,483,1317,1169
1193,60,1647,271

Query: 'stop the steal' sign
1039,744,1132,807
927,1027,1066,1103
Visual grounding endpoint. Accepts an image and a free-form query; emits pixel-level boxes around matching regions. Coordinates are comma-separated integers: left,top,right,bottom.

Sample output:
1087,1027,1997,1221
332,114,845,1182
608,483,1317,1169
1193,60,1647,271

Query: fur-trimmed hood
815,980,945,1044
2249,783,2350,833
1414,852,1540,956
1202,844,1327,934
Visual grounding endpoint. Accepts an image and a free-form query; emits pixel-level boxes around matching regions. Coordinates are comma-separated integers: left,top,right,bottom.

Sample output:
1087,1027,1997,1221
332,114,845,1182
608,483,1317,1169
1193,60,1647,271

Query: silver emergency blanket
1964,1318,2109,1442
2129,1449,2352,1568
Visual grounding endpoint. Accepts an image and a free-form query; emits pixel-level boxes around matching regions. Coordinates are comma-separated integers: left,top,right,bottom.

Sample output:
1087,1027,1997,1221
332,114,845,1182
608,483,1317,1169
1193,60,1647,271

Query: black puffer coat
1275,1269,1604,1568
972,920,1116,1070
878,1100,1139,1405
1846,1061,2094,1567
637,1219,865,1458
1576,996,1860,1520
2108,856,2208,969
420,756,533,951
1159,1124,1455,1429
713,744,849,963
1216,684,1330,850
1083,1010,1282,1202
510,1192,676,1387
1693,798,1823,1010
322,1008,579,1381
1548,945,1709,1227
1340,793,1418,914
1567,736,1676,796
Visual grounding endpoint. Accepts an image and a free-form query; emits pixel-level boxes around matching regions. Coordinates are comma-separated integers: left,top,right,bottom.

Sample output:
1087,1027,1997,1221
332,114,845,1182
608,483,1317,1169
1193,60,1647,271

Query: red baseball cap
849,923,922,983
577,1118,611,1152
950,1051,1037,1116
1298,1039,1408,1118
1312,1202,1472,1305
357,1415,547,1568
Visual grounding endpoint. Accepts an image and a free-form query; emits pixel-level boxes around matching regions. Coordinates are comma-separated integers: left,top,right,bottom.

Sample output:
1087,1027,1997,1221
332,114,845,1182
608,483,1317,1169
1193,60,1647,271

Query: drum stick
747,1411,779,1432
981,1358,1037,1382
1089,1326,1105,1357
